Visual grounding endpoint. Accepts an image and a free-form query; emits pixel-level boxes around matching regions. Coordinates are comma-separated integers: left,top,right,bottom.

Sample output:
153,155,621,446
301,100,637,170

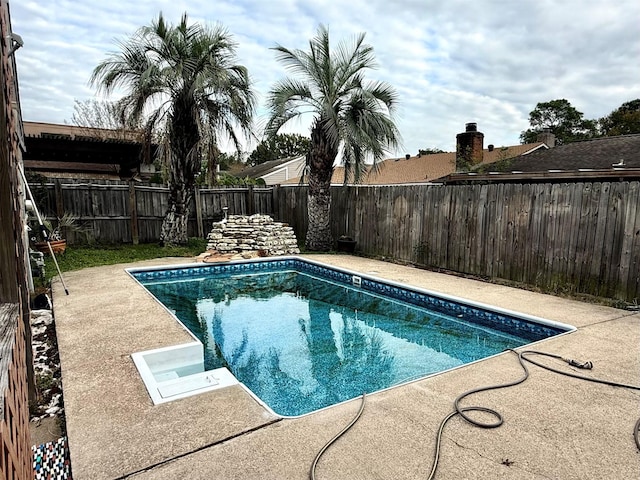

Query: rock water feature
206,214,300,256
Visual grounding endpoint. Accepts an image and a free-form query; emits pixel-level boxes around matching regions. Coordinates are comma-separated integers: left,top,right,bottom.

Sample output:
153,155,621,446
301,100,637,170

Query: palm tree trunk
305,120,337,251
306,186,332,250
160,180,192,245
160,103,199,246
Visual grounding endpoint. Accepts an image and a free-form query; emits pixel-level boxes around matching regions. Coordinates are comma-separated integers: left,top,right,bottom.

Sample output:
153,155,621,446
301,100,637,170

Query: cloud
11,0,640,154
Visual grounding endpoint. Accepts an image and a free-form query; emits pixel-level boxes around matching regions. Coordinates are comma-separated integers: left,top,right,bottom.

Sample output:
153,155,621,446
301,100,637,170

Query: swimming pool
128,258,574,416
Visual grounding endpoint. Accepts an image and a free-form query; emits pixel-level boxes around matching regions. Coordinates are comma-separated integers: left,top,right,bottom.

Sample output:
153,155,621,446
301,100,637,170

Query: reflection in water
142,271,531,416
223,298,397,415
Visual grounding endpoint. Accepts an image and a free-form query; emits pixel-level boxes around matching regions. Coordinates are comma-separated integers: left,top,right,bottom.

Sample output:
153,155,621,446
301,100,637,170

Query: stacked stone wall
206,214,300,256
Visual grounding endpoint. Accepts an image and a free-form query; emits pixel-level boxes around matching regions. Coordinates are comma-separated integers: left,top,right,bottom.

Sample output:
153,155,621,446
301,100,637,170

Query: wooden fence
34,180,276,244
33,180,640,302
277,182,640,302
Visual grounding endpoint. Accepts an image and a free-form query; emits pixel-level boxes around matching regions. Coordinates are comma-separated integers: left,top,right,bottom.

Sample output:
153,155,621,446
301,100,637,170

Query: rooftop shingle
485,134,640,172
282,143,545,185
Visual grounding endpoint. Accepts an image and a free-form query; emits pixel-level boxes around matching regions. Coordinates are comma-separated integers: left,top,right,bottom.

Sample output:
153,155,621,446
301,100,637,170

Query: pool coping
50,255,640,480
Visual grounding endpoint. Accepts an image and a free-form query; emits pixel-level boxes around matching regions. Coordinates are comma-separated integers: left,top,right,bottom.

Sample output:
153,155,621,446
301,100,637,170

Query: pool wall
129,257,575,339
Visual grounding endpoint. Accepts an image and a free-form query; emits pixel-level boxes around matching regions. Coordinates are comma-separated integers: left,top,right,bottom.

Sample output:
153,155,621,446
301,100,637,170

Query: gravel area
30,305,65,431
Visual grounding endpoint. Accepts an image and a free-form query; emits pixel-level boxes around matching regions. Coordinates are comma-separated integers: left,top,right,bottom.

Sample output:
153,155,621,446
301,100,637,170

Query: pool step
157,368,237,399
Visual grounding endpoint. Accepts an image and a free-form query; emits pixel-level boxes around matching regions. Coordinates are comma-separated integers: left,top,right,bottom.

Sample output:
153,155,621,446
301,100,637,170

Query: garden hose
310,393,366,480
426,350,640,479
310,349,640,480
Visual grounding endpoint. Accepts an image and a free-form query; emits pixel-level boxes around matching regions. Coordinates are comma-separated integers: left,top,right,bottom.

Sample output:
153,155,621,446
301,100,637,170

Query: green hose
310,349,640,480
310,393,366,480
428,349,640,479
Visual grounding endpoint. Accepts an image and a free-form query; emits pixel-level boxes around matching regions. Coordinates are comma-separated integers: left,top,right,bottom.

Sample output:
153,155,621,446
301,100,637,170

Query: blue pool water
132,259,569,416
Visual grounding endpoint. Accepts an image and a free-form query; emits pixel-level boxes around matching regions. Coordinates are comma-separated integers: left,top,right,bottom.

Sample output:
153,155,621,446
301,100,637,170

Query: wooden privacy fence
276,181,640,302
34,180,639,302
36,181,277,244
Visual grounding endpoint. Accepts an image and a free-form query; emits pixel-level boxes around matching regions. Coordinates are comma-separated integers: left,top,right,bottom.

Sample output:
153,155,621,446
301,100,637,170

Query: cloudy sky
12,0,640,155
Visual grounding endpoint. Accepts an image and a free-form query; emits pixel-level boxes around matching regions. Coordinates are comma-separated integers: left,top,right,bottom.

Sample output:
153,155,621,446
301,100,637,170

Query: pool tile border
129,258,571,341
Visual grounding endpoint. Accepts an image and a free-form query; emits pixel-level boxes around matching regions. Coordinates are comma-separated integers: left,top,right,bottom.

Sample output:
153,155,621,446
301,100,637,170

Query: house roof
484,134,640,172
437,134,640,184
440,169,640,185
235,156,304,179
24,121,142,142
282,142,545,185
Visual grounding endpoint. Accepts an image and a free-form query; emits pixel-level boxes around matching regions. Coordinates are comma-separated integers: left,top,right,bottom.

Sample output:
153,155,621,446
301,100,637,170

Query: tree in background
418,147,445,155
216,172,265,186
69,99,154,175
217,151,244,171
70,99,141,135
599,99,640,136
520,99,597,145
266,26,401,251
90,13,255,245
198,150,246,186
248,133,310,166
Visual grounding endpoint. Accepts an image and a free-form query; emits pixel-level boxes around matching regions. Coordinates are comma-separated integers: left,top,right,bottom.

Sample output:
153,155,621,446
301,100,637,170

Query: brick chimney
536,128,556,148
456,122,484,171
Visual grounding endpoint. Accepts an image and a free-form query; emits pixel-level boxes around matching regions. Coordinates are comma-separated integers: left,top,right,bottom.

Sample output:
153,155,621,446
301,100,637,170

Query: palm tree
266,25,401,251
91,13,255,245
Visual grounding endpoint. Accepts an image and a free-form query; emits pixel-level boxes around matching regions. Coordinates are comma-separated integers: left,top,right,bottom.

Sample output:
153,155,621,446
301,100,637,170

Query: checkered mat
32,437,72,479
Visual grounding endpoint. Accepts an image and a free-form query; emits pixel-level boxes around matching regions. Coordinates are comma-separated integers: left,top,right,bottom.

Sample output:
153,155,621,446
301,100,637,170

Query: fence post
129,181,139,244
54,178,64,217
195,186,204,238
247,185,254,215
272,184,280,220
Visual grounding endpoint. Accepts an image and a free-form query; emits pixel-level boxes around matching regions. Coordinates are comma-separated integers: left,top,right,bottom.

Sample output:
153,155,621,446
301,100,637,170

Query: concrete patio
51,254,640,479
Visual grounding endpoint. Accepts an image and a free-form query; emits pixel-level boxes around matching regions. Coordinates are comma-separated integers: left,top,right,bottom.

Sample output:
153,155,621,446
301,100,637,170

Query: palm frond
266,24,402,186
91,11,256,189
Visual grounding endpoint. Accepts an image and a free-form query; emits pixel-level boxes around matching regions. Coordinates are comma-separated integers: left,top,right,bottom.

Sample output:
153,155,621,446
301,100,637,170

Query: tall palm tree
266,25,401,251
91,13,255,245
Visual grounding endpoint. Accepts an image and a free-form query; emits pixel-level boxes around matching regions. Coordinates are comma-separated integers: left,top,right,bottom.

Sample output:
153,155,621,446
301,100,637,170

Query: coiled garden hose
310,349,640,480
428,350,640,479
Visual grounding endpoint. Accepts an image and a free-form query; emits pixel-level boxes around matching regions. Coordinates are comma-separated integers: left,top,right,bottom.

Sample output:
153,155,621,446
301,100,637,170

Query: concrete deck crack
114,417,283,479
449,437,491,460
580,310,639,328
448,438,555,480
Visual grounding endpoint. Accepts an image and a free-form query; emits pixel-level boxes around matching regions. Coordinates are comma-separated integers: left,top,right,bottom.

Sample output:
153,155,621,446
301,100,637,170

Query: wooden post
129,181,139,244
247,184,254,215
195,186,204,238
272,184,280,220
54,179,64,217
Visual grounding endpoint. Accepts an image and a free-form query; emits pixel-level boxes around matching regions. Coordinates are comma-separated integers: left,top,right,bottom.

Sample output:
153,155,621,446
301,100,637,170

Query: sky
12,0,640,156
